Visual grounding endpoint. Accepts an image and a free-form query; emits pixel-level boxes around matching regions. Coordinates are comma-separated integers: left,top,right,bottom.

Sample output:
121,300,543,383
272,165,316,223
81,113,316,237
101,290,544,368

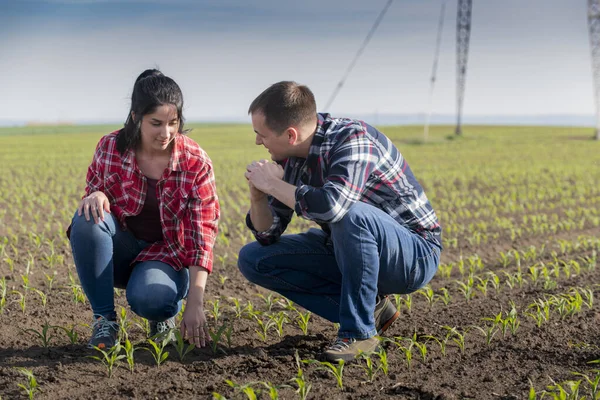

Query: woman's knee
70,209,116,238
127,284,179,320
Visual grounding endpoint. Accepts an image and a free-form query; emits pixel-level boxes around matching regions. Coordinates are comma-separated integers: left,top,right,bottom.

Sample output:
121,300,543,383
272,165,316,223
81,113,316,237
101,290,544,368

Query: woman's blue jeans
238,202,440,339
69,212,189,321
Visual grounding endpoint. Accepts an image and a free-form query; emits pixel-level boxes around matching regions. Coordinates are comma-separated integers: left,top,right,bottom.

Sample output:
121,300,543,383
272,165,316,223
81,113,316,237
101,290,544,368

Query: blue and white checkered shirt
247,113,442,248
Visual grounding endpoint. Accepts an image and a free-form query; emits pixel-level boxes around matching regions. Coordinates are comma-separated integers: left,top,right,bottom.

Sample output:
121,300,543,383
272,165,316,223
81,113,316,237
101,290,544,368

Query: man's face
251,112,290,162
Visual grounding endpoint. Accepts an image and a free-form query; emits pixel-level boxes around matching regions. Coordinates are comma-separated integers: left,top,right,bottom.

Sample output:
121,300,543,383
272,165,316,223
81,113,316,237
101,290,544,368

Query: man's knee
237,242,264,282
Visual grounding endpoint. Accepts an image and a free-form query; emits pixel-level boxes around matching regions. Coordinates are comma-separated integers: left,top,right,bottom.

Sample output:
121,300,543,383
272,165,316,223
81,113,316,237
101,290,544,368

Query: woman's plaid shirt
81,130,220,273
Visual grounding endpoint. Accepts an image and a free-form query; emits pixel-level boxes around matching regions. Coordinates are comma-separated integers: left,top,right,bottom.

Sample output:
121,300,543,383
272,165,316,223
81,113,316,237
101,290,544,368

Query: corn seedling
260,382,291,400
436,287,451,306
269,311,288,337
12,290,26,313
295,310,311,334
225,380,260,400
472,324,498,346
302,358,345,390
355,351,378,382
544,379,584,400
88,343,125,378
572,370,600,400
22,321,57,348
57,324,80,345
257,293,278,312
0,277,6,314
123,339,136,372
173,329,195,361
456,274,475,301
417,286,436,309
208,323,228,354
15,367,39,400
443,326,466,354
228,297,244,318
207,299,222,324
291,352,311,400
217,274,229,285
145,337,170,367
374,347,389,375
135,317,151,338
253,314,276,342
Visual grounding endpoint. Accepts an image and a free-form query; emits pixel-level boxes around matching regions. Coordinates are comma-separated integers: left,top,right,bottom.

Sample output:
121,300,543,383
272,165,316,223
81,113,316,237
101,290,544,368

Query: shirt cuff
185,251,212,274
294,184,311,217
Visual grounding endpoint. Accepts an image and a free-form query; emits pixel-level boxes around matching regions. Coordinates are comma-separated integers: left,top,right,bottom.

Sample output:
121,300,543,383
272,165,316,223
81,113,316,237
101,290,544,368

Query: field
0,124,599,400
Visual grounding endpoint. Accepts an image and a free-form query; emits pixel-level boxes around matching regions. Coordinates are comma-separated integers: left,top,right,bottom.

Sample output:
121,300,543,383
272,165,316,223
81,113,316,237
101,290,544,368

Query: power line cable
424,0,448,141
324,0,395,111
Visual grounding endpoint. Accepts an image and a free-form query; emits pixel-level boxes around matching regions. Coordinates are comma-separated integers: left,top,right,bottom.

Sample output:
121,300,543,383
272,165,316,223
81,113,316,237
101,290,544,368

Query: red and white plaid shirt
82,130,220,273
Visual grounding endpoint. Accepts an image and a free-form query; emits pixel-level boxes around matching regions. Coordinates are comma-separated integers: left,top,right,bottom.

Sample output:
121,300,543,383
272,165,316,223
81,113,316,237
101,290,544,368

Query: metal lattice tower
455,0,472,135
588,0,600,140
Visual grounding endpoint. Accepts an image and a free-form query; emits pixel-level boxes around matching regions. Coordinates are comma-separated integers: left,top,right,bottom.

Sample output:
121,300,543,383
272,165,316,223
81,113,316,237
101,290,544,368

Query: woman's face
138,104,179,153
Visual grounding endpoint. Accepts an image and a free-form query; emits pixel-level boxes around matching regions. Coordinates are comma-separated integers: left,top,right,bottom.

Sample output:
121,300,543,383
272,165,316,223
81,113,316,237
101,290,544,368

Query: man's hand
245,160,284,195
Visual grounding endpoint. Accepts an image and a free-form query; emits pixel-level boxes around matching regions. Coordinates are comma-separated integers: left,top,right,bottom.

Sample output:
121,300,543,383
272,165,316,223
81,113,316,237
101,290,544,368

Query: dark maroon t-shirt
126,178,163,243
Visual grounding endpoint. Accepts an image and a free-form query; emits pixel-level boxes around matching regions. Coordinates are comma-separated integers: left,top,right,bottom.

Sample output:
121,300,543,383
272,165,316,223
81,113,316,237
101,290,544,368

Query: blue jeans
69,212,189,321
238,202,440,339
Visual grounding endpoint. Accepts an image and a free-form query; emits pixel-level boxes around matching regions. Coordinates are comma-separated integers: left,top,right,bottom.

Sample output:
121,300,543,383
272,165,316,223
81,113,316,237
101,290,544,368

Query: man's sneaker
374,295,399,335
322,337,380,362
149,317,177,343
88,315,119,350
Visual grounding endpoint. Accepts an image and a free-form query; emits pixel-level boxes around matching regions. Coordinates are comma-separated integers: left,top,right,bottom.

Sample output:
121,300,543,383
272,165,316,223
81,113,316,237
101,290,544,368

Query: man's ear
287,127,298,145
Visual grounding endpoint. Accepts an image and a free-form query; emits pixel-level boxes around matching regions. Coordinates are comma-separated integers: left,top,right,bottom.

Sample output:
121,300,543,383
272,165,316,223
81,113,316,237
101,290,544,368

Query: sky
0,0,594,124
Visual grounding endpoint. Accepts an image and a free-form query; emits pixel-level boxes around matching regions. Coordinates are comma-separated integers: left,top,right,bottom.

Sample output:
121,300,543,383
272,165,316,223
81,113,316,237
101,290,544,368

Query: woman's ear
131,111,136,122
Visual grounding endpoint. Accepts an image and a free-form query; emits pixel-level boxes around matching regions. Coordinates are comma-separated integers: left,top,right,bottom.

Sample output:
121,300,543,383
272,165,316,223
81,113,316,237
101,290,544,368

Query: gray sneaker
374,295,399,335
149,317,176,343
322,337,380,362
88,315,119,350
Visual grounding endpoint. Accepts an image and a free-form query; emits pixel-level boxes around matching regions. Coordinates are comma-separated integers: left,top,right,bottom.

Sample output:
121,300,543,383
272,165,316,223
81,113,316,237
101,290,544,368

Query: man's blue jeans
69,212,189,321
238,202,440,339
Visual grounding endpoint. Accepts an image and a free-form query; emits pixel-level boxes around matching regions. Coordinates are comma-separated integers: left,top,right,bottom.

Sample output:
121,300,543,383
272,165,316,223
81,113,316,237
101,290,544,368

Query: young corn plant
295,310,311,335
269,311,289,337
123,339,136,373
208,323,228,355
544,379,584,400
88,343,126,378
443,326,466,355
253,314,276,342
15,367,39,400
355,351,378,382
472,324,498,346
456,274,475,301
22,322,57,348
146,336,170,367
0,277,6,314
207,299,222,324
572,369,600,400
57,324,80,345
417,286,436,310
436,287,451,306
374,347,389,375
173,329,195,361
291,352,311,400
302,358,345,390
260,381,290,400
225,380,260,400
257,293,279,312
228,297,244,319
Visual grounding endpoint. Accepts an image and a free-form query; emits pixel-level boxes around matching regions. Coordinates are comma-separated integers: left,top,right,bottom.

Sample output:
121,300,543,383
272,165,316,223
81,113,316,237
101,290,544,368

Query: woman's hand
180,290,210,348
78,191,111,223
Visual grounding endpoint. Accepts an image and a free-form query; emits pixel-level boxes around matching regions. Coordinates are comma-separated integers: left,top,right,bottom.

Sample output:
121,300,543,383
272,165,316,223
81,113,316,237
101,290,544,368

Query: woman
68,69,219,350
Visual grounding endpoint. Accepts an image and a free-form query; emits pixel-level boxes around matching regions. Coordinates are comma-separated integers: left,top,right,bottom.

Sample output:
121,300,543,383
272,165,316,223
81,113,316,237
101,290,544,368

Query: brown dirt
1,223,600,400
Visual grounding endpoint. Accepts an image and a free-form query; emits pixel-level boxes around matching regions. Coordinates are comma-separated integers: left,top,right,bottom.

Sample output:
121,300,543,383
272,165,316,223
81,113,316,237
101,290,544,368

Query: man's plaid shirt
80,130,220,273
247,113,442,248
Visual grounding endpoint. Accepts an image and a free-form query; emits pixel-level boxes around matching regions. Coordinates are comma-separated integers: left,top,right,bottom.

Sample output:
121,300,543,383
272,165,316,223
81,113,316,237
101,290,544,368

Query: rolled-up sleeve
246,197,294,246
185,162,220,273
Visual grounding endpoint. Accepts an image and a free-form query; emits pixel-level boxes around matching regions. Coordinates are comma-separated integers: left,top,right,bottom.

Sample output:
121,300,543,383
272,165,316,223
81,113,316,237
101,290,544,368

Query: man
238,81,442,362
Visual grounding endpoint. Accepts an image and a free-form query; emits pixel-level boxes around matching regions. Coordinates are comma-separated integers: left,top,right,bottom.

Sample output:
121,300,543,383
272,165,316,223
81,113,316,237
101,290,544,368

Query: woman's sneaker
88,315,119,350
149,317,177,343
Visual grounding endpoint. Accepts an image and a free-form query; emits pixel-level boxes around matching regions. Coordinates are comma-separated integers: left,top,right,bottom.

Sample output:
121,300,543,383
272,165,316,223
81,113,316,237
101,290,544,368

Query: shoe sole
377,309,400,335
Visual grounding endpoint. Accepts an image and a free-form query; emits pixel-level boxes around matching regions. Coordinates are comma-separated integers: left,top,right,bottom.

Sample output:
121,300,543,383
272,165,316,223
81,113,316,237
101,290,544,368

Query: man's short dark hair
248,81,317,134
